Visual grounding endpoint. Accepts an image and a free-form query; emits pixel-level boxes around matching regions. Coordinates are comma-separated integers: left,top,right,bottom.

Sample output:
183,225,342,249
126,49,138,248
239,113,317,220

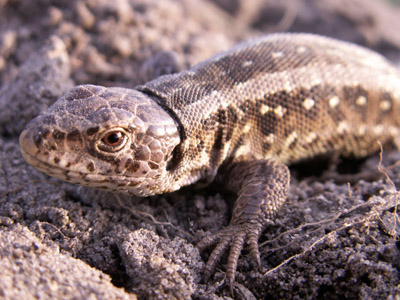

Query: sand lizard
19,33,400,286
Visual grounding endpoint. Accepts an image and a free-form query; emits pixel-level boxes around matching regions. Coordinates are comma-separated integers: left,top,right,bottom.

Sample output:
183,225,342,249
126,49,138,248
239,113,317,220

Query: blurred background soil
0,0,399,299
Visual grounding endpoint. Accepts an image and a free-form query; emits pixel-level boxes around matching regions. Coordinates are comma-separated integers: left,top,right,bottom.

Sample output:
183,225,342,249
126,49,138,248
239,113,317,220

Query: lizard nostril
33,128,50,147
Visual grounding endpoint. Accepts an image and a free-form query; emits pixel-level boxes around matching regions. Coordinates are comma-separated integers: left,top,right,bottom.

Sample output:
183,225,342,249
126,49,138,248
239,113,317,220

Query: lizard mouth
20,146,150,194
20,131,148,194
20,144,100,184
19,129,79,179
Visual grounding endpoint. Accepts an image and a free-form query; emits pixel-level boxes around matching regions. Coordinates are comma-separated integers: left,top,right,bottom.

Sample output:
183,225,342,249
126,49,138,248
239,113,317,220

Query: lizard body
19,33,400,285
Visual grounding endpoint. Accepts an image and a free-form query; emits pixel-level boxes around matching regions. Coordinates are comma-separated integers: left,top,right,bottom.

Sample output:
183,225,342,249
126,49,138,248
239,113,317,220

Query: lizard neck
138,78,231,187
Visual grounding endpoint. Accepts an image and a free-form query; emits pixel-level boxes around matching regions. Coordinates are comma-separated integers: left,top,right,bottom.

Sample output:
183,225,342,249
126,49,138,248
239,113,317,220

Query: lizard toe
202,232,232,281
196,231,222,252
225,230,246,286
199,222,263,284
248,231,262,272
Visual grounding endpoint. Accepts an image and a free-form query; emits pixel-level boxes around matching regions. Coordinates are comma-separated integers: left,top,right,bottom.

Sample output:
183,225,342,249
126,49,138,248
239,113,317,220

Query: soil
0,0,399,299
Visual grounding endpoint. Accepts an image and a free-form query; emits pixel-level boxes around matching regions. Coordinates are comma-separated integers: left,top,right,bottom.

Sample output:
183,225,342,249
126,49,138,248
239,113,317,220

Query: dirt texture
1,0,400,299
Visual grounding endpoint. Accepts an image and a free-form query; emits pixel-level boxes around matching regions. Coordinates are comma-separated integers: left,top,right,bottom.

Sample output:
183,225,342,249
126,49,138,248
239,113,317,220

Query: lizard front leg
197,159,290,285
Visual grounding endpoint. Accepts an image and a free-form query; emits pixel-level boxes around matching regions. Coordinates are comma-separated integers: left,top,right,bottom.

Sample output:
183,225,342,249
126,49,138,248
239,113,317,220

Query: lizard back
139,33,400,185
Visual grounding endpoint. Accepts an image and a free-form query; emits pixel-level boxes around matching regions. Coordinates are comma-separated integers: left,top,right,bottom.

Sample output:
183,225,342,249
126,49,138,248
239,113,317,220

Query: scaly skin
20,33,400,287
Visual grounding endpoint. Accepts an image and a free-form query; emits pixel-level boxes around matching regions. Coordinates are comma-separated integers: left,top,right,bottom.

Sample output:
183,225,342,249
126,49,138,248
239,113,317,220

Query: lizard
19,33,400,287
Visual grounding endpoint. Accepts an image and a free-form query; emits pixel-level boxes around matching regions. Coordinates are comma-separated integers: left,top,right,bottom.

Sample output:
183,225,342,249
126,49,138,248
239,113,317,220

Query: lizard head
19,84,181,196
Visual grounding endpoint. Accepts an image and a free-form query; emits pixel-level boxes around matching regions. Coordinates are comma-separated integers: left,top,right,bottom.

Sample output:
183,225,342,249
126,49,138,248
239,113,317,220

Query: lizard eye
98,129,128,152
103,131,123,146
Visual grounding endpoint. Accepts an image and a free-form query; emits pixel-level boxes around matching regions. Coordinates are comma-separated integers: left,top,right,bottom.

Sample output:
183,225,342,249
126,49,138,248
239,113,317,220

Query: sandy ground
0,0,399,299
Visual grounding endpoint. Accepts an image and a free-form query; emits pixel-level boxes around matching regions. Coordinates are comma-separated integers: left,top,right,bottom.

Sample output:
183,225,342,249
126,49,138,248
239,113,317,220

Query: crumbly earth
0,0,400,299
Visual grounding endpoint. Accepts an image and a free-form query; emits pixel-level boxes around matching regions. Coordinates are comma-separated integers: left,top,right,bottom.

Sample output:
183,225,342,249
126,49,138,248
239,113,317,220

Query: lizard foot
197,222,262,286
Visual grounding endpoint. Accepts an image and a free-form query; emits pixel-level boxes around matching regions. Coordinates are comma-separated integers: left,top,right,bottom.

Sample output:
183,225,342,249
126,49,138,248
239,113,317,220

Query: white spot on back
260,104,270,115
242,123,251,133
274,105,286,118
380,100,391,111
329,96,340,108
337,121,349,134
264,133,275,144
242,60,253,68
305,132,317,143
373,124,384,135
297,46,307,54
357,125,366,135
272,51,284,59
284,131,298,149
283,80,292,92
233,144,248,158
303,98,315,110
356,96,367,106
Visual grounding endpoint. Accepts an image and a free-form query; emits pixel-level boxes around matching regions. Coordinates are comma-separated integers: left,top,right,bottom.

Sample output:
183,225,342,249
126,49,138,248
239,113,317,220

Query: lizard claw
197,159,289,286
197,222,262,284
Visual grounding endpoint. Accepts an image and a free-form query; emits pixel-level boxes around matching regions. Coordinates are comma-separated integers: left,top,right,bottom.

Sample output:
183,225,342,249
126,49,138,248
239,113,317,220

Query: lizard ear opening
166,144,184,171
